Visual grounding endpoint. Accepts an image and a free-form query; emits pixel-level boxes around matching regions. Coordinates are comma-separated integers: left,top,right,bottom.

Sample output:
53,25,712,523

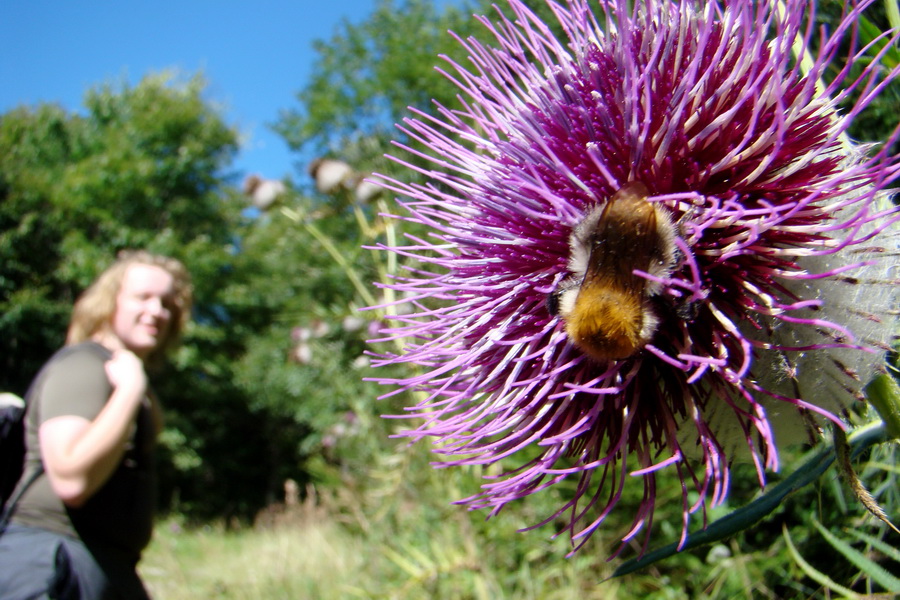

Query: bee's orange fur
565,284,644,360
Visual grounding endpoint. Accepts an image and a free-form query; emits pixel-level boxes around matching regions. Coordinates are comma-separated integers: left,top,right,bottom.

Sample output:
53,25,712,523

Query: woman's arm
39,349,147,508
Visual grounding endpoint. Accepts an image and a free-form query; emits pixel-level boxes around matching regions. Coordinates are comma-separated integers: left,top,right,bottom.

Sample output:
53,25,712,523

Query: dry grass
142,489,371,599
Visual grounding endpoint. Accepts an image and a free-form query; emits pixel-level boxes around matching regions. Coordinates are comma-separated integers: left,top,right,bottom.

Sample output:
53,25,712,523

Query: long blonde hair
66,250,193,367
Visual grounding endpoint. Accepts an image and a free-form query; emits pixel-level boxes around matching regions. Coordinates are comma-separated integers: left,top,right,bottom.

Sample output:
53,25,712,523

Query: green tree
0,103,76,388
275,0,498,164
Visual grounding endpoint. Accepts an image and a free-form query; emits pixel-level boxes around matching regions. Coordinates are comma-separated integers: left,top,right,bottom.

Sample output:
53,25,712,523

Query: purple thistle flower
368,0,900,554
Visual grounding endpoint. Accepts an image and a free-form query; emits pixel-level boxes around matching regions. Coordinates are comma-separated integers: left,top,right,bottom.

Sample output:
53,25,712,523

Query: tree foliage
275,0,498,163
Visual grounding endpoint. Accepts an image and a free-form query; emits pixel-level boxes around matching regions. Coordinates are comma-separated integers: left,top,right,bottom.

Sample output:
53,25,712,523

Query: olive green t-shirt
11,342,157,560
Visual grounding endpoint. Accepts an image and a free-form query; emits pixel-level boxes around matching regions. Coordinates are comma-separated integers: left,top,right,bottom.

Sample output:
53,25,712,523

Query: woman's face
110,263,177,358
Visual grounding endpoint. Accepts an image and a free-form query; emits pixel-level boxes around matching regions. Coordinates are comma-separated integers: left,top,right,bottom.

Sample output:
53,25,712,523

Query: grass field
141,507,628,599
139,463,638,600
139,439,900,599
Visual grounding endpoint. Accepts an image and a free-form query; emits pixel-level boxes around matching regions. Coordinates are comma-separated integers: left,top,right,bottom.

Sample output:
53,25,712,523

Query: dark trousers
0,525,149,600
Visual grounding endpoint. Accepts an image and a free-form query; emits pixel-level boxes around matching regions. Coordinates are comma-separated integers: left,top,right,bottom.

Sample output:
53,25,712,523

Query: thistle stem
865,373,900,440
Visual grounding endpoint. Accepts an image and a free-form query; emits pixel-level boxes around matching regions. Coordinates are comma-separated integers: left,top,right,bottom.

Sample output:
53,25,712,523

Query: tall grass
142,443,628,599
142,514,367,598
140,435,900,599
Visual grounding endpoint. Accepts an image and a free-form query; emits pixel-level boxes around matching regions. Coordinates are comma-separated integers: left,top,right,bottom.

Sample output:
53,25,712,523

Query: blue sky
0,0,461,184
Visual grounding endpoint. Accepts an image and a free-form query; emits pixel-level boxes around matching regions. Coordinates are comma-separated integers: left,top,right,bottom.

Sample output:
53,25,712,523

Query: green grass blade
383,546,425,578
886,0,900,32
811,520,900,592
846,529,900,564
861,461,900,475
857,15,900,69
782,524,861,599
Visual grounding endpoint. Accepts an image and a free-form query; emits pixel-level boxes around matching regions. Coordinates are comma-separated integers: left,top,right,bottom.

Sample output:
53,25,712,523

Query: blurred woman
0,251,192,599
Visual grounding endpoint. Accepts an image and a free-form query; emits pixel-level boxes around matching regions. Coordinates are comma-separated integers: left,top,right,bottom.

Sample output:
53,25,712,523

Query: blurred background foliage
3,0,899,596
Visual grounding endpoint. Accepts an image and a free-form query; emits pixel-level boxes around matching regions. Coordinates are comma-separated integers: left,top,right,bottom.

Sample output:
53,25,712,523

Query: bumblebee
548,182,679,361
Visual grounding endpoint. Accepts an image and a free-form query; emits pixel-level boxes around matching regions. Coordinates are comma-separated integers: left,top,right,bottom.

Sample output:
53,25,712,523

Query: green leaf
886,0,900,32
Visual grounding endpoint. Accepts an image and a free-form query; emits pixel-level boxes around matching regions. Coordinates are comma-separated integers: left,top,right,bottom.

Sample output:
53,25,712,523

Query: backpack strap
1,342,112,534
